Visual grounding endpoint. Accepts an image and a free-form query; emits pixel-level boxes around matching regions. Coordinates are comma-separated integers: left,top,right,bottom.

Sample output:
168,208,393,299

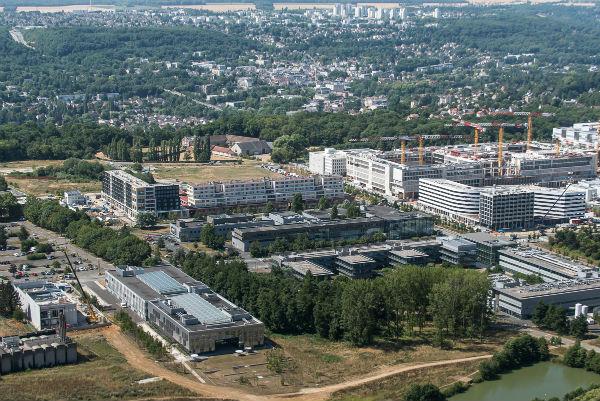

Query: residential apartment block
182,175,344,210
102,170,180,219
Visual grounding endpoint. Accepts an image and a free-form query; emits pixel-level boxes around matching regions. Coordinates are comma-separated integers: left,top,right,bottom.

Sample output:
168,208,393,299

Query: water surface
451,362,600,401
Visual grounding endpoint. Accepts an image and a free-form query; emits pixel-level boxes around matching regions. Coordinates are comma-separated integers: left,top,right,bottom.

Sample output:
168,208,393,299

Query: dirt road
102,325,491,401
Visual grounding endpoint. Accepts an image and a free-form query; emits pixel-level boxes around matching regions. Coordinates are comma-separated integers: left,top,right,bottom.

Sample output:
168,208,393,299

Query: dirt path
102,325,491,401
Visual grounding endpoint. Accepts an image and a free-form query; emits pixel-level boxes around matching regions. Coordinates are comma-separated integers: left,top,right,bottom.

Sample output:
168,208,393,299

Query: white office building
528,186,586,220
418,179,481,225
309,148,347,176
183,175,344,210
553,122,599,149
14,281,78,330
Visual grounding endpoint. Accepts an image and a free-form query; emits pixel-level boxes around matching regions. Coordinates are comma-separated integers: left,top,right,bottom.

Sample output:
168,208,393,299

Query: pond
450,362,600,401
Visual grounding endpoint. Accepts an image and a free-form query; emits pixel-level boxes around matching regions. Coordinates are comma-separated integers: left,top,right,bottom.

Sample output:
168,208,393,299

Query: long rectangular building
182,175,344,210
232,207,434,252
498,248,598,282
102,170,180,219
105,266,264,353
335,144,596,199
494,278,600,318
418,178,481,224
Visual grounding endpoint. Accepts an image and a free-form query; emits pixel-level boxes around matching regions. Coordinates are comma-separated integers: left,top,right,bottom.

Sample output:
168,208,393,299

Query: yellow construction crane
418,136,424,166
63,251,98,324
474,127,479,155
484,110,554,150
498,127,504,176
555,139,561,156
401,139,406,164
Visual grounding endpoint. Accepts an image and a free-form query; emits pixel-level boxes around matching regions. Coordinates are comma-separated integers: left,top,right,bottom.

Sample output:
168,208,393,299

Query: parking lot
0,222,107,287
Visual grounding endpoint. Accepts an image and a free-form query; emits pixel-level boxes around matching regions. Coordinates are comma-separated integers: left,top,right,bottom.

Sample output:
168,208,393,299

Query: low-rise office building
460,232,515,268
553,122,599,149
170,214,274,242
438,237,477,267
498,248,599,282
494,278,600,318
105,266,264,353
335,255,378,279
231,208,434,252
14,281,78,331
283,261,334,279
102,170,180,219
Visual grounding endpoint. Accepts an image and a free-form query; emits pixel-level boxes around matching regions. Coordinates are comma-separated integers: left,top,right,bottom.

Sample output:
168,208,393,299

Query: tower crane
479,111,555,151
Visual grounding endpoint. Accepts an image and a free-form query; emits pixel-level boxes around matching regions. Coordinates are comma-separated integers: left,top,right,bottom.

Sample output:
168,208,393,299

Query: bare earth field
151,161,281,184
6,176,101,197
0,316,34,337
0,330,195,401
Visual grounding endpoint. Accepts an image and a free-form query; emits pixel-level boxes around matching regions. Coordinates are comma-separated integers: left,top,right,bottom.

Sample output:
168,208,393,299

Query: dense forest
173,251,492,346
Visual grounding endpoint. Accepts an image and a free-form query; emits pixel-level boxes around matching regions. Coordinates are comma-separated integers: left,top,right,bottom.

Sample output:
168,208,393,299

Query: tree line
478,335,550,381
172,251,492,346
24,198,151,265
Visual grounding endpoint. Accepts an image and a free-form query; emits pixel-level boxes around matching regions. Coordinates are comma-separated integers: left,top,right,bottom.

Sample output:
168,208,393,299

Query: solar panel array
171,293,230,325
138,271,187,296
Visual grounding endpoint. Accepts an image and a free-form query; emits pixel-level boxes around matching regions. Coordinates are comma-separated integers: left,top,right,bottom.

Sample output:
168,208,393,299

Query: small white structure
63,190,86,207
308,148,347,176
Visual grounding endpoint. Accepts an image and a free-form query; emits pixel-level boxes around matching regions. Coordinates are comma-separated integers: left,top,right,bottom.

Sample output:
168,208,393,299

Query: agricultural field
0,331,195,401
151,160,281,184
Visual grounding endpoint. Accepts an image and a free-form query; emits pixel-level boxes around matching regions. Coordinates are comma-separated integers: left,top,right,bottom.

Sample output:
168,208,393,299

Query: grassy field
194,330,516,396
151,160,281,184
0,331,195,401
6,176,101,196
0,160,65,172
329,359,482,401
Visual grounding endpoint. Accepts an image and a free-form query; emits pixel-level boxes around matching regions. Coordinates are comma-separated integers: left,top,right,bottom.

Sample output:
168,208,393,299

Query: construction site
341,114,598,199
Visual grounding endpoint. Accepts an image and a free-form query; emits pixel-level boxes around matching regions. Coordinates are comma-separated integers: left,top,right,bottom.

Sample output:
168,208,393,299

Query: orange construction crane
418,136,424,165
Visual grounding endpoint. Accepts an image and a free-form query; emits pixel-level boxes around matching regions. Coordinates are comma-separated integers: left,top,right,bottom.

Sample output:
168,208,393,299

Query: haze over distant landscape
0,1,600,401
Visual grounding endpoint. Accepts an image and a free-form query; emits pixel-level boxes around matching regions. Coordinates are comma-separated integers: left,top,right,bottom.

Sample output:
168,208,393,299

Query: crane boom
63,250,98,323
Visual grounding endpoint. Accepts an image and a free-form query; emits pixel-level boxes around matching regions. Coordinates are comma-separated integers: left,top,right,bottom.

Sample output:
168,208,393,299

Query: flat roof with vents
171,293,231,325
137,271,187,296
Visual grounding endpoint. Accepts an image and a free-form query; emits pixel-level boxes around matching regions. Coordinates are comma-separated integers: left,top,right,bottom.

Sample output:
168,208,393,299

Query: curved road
103,325,491,401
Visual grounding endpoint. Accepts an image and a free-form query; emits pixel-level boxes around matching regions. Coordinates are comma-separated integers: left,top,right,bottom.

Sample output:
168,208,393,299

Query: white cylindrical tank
582,305,589,316
575,303,583,317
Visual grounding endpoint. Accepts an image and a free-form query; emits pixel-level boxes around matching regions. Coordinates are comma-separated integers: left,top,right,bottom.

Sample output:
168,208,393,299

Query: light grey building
494,278,600,318
14,281,78,331
498,247,599,282
104,266,264,353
